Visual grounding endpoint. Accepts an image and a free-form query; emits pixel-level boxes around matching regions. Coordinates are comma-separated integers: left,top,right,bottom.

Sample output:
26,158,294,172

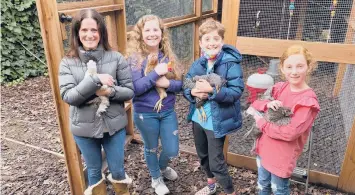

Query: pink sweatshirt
251,82,320,178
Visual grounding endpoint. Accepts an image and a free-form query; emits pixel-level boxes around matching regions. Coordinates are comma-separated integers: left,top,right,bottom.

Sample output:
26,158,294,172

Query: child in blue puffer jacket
183,19,244,195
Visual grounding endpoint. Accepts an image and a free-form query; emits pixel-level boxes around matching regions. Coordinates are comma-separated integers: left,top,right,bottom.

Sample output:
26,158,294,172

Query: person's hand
156,76,170,88
97,74,114,86
266,100,283,111
96,87,112,96
195,79,213,93
191,88,209,100
154,63,168,76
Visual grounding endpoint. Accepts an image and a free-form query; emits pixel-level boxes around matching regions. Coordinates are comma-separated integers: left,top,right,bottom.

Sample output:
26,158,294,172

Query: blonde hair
199,19,225,40
279,45,317,81
126,15,181,77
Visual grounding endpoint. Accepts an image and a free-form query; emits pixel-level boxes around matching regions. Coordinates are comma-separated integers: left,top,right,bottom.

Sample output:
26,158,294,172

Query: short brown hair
199,19,225,40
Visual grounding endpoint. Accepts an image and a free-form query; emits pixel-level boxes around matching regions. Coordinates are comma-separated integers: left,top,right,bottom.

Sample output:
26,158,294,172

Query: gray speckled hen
183,73,226,121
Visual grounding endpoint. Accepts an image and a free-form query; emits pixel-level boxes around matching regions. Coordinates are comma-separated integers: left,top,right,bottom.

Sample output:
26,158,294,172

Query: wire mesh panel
228,53,355,175
237,0,354,43
169,23,195,73
202,0,213,12
125,0,194,25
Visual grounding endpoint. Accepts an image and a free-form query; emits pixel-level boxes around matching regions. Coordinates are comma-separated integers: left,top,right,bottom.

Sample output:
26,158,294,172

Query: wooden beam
295,0,308,40
58,4,124,17
223,136,229,161
213,0,218,13
333,1,355,96
125,101,134,136
226,152,340,188
194,0,202,60
105,13,118,51
166,16,200,28
35,0,86,194
57,0,113,11
221,0,240,45
113,0,127,54
338,116,355,193
201,12,218,20
236,37,355,64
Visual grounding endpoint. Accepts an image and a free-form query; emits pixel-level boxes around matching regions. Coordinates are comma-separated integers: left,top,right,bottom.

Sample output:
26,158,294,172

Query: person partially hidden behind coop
126,14,183,195
247,45,320,195
58,9,134,195
183,19,244,195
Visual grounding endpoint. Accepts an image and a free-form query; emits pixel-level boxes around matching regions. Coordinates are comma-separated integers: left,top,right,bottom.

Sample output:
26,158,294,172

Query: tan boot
84,176,107,195
107,173,132,195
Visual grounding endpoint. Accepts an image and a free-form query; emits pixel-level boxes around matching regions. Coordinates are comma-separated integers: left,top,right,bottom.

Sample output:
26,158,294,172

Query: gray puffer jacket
59,46,134,138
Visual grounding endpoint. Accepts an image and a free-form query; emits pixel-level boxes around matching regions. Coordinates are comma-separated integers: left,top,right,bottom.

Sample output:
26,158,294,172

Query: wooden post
338,116,355,193
295,0,308,40
113,0,127,54
35,0,86,194
221,0,240,46
194,0,202,60
333,1,355,96
221,0,240,161
106,13,119,51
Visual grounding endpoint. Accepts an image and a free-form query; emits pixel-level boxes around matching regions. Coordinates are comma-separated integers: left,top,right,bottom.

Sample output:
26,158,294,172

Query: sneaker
195,183,217,195
161,167,178,181
151,177,170,195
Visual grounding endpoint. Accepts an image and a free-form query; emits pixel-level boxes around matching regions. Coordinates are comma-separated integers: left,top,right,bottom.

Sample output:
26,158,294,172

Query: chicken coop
36,0,355,194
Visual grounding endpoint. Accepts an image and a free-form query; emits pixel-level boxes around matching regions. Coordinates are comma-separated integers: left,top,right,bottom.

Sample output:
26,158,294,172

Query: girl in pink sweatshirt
248,45,320,195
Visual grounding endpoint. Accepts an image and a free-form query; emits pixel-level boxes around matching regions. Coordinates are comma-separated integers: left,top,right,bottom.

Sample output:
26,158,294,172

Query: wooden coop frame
36,0,354,194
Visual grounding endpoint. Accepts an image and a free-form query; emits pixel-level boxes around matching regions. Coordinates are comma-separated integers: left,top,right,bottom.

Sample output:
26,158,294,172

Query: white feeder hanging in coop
246,68,274,104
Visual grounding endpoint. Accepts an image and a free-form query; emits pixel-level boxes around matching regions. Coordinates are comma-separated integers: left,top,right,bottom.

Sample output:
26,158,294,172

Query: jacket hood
220,44,242,64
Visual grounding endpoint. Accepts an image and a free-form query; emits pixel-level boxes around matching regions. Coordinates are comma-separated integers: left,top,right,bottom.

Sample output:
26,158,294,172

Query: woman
58,9,134,195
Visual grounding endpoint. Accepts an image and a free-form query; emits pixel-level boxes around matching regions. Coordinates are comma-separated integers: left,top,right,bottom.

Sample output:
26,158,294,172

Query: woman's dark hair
67,9,111,57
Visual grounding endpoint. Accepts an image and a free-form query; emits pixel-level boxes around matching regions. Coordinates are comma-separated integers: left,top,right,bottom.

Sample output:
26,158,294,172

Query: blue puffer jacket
183,44,244,138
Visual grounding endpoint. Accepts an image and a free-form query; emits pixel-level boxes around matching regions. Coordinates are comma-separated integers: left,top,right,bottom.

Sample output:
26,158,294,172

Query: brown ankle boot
107,173,132,195
84,177,107,195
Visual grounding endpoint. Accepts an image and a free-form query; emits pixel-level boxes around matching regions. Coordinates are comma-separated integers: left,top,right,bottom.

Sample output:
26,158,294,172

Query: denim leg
134,112,160,179
159,110,179,170
205,130,234,194
257,156,272,195
73,135,103,186
192,122,214,178
102,130,126,181
271,173,290,195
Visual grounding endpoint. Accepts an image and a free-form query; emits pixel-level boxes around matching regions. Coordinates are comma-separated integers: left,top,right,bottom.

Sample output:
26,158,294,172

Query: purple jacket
129,52,182,113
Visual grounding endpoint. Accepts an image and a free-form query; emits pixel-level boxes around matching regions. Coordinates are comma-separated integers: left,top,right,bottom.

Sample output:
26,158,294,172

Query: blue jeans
73,129,127,186
257,156,290,195
134,109,179,179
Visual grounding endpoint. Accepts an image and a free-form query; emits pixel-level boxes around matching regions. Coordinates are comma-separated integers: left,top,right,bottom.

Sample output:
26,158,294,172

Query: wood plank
236,37,355,64
166,16,200,28
295,1,308,40
333,1,355,96
58,4,124,17
201,12,218,20
105,13,118,51
223,136,229,161
113,0,127,54
226,152,340,188
221,0,240,45
57,0,113,11
338,116,355,193
125,101,134,136
213,0,218,13
35,0,86,194
194,0,202,60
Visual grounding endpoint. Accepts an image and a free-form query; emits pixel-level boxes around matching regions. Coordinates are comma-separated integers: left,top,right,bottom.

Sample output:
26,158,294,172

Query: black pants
192,122,234,194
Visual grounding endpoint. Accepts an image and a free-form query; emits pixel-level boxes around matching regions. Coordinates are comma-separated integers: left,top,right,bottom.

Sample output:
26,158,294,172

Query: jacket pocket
76,105,96,123
106,103,125,119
